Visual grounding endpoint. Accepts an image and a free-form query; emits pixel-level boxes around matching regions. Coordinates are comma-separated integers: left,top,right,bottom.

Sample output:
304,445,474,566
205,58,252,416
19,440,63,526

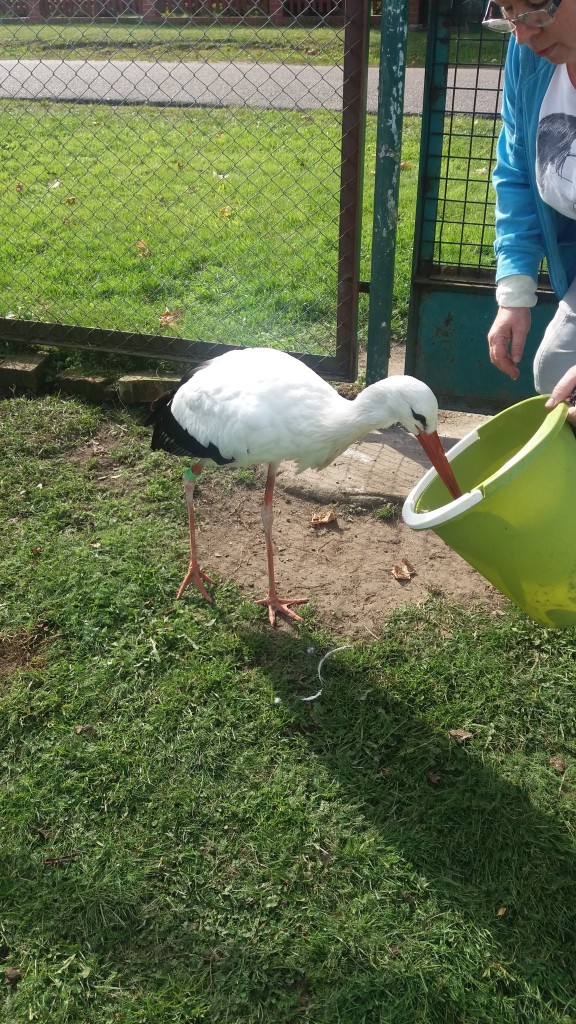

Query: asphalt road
0,59,503,115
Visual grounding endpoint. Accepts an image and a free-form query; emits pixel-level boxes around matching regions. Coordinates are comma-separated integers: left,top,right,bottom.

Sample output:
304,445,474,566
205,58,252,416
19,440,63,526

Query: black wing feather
144,365,234,465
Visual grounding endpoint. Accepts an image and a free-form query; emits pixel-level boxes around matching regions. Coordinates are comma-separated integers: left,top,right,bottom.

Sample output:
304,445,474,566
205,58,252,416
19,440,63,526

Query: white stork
146,347,460,625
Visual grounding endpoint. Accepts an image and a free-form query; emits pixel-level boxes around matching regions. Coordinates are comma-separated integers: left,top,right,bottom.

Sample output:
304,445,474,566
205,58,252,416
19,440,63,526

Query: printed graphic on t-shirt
537,65,576,221
536,114,576,218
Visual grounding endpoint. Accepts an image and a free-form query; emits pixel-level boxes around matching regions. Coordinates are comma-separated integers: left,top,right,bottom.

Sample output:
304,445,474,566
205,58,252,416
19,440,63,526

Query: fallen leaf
549,756,567,774
218,206,233,218
30,825,52,840
310,510,337,527
427,771,443,786
64,196,78,205
159,308,183,327
74,724,97,737
448,728,473,743
4,967,21,987
136,240,150,258
496,906,507,918
400,161,413,170
391,558,416,581
15,181,24,192
43,852,81,867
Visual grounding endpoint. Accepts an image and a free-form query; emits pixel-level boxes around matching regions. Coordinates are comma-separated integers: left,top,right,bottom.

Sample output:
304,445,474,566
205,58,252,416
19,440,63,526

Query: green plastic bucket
402,396,576,628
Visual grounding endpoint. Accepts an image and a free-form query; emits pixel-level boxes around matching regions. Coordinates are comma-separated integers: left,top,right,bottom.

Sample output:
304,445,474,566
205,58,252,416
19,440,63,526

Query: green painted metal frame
365,0,409,385
335,0,372,381
403,0,556,414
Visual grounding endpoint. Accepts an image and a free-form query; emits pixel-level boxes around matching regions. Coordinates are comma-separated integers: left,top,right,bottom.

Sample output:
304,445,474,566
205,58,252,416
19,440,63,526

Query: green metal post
366,0,409,384
336,0,371,382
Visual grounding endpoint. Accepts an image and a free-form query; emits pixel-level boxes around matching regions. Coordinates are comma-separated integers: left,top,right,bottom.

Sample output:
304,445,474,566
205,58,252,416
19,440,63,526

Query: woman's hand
545,365,576,425
487,307,531,380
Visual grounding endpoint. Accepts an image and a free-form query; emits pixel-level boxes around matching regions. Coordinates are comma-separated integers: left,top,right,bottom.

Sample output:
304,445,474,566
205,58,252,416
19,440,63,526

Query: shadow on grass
239,623,576,1015
2,605,575,1021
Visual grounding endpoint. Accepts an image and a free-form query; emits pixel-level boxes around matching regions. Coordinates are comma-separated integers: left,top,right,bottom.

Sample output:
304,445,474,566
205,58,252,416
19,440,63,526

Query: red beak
416,430,462,500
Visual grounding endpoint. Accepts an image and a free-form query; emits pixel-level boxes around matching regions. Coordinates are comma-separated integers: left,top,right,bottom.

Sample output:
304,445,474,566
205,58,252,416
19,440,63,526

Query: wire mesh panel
0,0,371,376
414,7,507,282
405,0,555,413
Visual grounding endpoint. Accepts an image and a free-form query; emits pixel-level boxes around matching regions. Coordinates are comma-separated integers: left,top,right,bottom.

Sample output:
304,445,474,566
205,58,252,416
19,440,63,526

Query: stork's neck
345,379,405,435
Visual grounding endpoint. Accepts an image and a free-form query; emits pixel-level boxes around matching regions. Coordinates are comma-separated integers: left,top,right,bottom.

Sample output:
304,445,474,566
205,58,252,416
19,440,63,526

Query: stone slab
116,374,180,404
55,373,115,403
0,352,50,390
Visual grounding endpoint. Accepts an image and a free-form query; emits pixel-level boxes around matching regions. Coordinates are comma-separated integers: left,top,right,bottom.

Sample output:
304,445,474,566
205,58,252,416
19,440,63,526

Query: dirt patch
185,470,503,637
67,421,502,635
0,625,50,684
68,423,142,492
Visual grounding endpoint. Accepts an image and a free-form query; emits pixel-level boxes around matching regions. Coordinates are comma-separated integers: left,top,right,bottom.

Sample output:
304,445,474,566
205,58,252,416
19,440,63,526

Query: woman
484,0,576,421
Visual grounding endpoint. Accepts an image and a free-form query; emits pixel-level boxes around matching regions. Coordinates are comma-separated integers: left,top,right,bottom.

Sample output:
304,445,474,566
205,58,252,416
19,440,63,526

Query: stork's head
389,376,439,438
387,376,461,500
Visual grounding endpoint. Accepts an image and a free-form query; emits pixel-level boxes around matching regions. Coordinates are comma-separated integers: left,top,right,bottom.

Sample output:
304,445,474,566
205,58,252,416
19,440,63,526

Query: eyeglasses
482,0,562,32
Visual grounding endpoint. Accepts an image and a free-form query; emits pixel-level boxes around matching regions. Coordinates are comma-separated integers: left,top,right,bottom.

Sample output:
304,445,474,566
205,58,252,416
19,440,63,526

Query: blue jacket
494,36,576,298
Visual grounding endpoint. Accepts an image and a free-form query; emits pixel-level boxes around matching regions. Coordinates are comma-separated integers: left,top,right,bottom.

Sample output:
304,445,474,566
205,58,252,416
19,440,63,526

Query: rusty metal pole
366,0,409,384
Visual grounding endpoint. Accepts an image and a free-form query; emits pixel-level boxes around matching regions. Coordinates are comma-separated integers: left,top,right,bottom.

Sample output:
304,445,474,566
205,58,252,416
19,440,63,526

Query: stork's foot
177,562,216,602
255,594,308,626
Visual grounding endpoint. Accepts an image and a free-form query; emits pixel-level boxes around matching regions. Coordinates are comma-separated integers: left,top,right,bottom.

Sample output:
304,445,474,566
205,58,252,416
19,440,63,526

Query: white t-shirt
537,64,576,220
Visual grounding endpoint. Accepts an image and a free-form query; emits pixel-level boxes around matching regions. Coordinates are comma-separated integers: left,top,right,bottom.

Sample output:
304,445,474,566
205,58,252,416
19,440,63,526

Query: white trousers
533,277,576,394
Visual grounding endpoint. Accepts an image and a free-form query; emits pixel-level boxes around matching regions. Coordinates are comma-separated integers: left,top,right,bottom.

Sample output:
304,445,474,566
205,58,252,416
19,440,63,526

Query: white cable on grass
300,644,353,702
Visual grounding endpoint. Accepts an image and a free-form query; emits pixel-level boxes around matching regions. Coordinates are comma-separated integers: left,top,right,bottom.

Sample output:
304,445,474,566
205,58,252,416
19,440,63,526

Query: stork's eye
411,408,427,430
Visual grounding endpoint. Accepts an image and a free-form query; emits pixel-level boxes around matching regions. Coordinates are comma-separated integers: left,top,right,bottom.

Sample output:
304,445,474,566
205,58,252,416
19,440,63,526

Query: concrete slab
55,373,116,402
0,352,50,390
116,374,181,404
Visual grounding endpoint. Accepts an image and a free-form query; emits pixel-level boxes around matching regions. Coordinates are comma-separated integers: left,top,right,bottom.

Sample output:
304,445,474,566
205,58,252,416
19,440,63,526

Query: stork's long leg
176,464,215,602
255,463,308,626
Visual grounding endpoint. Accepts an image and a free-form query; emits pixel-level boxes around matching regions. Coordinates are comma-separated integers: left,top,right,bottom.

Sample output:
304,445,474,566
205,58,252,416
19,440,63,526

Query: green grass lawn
0,100,351,353
1,394,576,1023
0,22,400,66
0,100,425,357
0,21,503,67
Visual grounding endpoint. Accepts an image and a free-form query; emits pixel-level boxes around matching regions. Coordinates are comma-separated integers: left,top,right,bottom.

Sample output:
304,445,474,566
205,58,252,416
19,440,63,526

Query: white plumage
146,347,458,625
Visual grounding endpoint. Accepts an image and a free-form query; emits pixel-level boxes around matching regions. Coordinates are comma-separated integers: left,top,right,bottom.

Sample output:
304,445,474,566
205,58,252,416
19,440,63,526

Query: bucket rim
402,427,482,529
402,396,568,531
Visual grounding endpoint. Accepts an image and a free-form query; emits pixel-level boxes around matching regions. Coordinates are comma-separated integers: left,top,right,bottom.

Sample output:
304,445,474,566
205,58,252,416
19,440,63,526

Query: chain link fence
0,1,376,375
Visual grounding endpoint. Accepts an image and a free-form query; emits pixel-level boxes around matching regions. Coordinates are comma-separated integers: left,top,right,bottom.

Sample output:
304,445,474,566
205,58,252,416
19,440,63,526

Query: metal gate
0,0,372,381
404,0,556,413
